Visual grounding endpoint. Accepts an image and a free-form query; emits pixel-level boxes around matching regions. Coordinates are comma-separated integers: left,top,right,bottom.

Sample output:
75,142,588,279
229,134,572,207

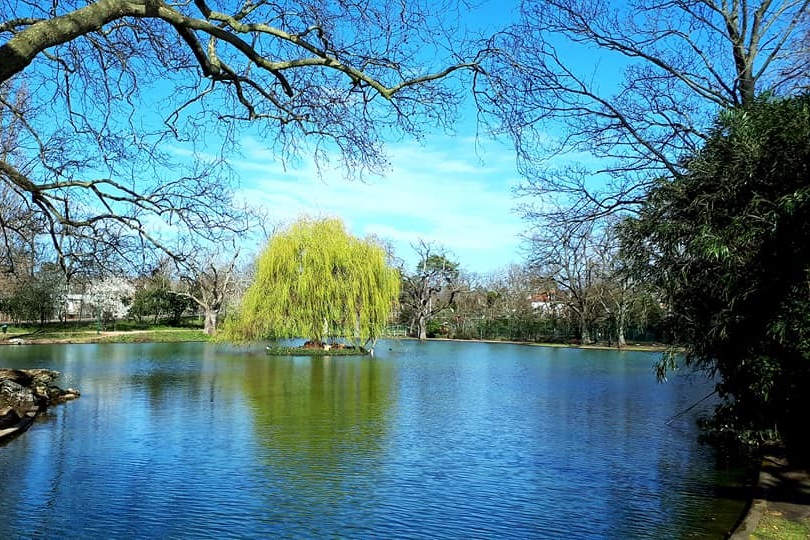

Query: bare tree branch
476,0,809,225
0,0,480,275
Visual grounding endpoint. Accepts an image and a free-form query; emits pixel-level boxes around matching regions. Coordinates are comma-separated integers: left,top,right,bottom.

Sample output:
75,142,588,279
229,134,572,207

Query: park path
730,453,810,539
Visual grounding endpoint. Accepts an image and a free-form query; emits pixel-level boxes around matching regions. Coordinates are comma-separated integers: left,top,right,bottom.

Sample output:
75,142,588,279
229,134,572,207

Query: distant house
528,291,565,315
65,294,86,318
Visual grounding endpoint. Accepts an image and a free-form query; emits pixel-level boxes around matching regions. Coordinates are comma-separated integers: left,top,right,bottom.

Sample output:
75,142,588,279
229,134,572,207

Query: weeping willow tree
222,218,399,349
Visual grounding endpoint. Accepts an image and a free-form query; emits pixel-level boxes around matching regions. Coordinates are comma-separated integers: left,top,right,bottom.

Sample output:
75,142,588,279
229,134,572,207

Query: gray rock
0,368,79,442
0,379,37,411
0,405,22,429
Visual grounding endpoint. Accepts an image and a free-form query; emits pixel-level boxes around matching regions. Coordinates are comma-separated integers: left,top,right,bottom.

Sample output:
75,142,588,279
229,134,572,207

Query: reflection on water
242,355,393,534
0,341,750,539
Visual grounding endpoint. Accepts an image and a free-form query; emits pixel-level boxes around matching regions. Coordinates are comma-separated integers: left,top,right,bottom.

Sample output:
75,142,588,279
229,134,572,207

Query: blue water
0,340,749,539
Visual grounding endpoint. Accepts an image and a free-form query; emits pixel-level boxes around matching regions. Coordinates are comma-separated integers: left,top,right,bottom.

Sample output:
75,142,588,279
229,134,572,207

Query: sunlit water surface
0,340,750,539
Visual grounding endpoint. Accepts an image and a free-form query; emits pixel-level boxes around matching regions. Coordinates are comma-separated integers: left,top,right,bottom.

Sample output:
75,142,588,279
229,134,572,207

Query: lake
0,340,750,539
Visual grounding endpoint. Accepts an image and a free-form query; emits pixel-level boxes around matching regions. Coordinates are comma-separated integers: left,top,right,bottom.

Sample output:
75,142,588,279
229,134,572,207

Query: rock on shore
0,369,80,442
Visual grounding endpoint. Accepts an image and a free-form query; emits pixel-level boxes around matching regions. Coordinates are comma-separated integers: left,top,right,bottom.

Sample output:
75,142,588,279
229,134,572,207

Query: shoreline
729,452,810,538
0,331,671,352
403,335,673,353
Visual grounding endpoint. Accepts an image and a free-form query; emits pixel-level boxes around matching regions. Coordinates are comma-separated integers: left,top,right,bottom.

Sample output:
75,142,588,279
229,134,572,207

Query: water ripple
0,341,750,539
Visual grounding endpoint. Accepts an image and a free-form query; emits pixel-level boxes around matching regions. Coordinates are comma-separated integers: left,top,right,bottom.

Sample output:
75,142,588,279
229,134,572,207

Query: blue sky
232,1,528,275
236,133,527,275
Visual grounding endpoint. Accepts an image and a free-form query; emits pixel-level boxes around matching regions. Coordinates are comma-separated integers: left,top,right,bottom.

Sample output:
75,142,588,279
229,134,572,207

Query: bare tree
782,13,810,85
477,0,809,224
590,224,632,347
173,240,242,335
400,241,463,340
472,264,554,341
529,219,604,344
1,1,480,271
0,80,41,275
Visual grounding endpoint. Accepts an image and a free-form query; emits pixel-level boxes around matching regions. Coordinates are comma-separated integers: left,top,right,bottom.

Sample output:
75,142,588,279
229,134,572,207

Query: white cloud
234,136,526,274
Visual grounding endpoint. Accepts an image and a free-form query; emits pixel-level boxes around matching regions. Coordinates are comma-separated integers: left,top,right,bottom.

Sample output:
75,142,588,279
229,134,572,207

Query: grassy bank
0,320,210,345
751,512,810,539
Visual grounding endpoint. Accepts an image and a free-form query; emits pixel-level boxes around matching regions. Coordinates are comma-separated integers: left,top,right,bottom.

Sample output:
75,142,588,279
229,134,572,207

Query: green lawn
0,320,210,344
751,512,810,540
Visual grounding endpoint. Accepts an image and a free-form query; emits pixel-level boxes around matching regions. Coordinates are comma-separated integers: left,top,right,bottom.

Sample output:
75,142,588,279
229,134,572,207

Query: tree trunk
417,314,428,340
616,308,627,348
203,309,218,335
580,319,592,345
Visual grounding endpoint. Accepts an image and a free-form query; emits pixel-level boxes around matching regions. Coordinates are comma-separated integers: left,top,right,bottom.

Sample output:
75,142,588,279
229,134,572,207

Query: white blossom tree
86,276,135,330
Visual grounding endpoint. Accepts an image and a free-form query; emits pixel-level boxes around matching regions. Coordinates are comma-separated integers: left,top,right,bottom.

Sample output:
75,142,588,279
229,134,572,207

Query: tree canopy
221,217,399,347
619,93,810,460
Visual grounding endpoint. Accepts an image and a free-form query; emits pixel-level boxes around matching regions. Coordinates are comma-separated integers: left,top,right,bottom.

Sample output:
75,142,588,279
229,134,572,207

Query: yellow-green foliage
222,217,399,346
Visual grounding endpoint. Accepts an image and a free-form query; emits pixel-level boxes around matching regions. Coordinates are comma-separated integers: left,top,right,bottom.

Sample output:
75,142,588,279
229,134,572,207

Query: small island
265,340,372,356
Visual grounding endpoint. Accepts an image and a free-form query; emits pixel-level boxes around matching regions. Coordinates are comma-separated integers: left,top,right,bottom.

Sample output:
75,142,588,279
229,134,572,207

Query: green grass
0,319,209,344
94,329,210,343
751,512,810,539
